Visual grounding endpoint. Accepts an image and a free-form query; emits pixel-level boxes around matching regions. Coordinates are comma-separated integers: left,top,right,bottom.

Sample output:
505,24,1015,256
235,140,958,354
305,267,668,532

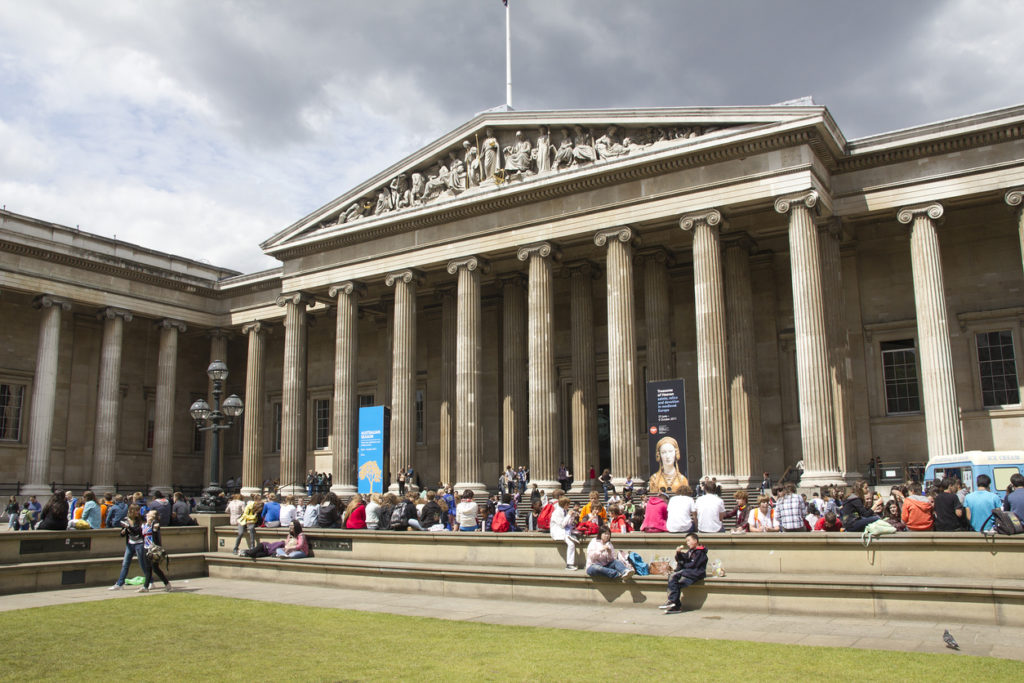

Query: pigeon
943,629,959,650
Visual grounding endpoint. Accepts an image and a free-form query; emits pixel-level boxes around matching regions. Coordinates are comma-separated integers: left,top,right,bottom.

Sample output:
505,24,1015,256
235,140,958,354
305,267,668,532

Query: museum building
2,101,1024,498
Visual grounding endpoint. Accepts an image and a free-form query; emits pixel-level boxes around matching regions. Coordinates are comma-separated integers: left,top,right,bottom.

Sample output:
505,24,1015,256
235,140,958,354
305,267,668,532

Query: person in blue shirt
964,474,1003,532
262,493,282,527
81,490,102,529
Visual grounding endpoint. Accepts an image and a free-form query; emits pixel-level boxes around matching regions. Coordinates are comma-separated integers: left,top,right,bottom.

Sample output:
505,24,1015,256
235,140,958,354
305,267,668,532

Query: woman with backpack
141,510,172,592
110,504,147,591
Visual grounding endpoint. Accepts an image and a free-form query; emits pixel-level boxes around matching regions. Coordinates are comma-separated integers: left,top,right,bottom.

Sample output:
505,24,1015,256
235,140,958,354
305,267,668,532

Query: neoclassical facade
2,102,1024,496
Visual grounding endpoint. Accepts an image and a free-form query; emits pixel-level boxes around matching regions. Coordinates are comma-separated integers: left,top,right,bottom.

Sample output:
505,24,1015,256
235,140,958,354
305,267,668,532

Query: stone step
0,552,208,594
204,553,1024,626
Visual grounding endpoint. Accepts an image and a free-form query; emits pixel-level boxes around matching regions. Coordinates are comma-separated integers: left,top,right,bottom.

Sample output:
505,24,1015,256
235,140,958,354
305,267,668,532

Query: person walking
109,504,148,591
141,510,171,592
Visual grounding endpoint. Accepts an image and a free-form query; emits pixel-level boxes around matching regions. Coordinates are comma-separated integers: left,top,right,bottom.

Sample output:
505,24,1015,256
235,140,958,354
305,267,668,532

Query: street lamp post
189,359,244,512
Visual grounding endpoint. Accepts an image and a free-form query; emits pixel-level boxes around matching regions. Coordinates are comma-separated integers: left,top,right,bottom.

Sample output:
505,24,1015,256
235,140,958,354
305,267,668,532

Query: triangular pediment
261,103,838,256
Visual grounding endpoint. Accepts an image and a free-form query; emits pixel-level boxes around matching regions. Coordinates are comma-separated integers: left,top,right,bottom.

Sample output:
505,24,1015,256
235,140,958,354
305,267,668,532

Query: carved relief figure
409,173,425,205
534,125,554,173
504,130,532,174
390,174,410,210
481,127,502,182
447,150,466,193
341,201,363,223
572,125,596,165
463,140,482,187
595,125,629,160
553,128,574,170
374,187,392,215
648,435,688,495
422,161,449,201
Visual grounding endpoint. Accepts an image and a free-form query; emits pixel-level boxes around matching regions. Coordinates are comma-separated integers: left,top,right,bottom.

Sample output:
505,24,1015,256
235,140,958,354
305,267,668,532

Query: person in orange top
608,504,632,533
900,481,935,531
579,492,608,524
99,492,113,528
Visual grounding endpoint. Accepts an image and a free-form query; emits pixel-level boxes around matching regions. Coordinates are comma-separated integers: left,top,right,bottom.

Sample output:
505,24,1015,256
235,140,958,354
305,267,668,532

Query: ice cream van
924,450,1024,501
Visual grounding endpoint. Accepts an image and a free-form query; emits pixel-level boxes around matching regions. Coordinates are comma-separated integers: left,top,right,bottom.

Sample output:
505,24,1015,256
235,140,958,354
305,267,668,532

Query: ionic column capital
446,256,491,275
241,321,271,336
206,327,232,341
96,306,132,322
634,246,676,267
328,281,367,299
896,202,944,225
817,217,846,240
594,226,640,248
561,259,601,279
678,209,723,232
774,190,819,215
33,295,71,312
517,241,561,262
384,268,424,288
276,291,317,308
1004,188,1024,210
155,318,187,333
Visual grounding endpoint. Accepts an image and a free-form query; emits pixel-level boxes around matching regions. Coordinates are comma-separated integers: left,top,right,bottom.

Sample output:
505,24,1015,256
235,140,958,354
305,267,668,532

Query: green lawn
0,594,1016,682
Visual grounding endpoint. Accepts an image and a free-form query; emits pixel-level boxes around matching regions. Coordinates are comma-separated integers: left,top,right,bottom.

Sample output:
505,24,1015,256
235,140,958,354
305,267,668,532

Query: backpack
19,508,31,525
537,502,554,530
389,504,407,530
626,551,649,576
491,509,510,533
860,519,898,547
983,509,1024,535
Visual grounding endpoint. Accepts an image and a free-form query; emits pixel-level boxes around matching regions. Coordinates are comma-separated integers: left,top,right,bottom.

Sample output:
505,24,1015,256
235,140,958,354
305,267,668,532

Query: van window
993,467,1020,492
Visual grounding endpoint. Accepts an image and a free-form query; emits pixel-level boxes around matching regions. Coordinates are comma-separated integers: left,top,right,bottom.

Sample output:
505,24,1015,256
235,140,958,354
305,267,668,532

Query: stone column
240,322,269,497
150,318,186,494
375,302,393,408
566,261,599,491
23,295,71,496
594,228,640,487
449,257,489,490
897,203,963,457
819,221,857,478
517,242,561,489
774,191,839,483
723,236,762,487
679,211,734,485
637,248,674,382
438,287,456,486
330,282,365,497
91,307,132,493
277,293,314,496
500,274,528,472
1007,188,1024,278
204,329,230,487
385,269,422,492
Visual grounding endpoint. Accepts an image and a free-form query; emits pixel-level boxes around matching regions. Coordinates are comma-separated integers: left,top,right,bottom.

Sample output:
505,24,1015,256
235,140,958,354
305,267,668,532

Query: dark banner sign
645,379,688,493
309,538,353,552
21,537,91,555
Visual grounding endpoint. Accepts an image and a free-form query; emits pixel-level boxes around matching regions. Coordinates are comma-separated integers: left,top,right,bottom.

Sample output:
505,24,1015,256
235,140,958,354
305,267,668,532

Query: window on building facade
976,330,1020,407
314,398,330,450
881,339,920,414
415,389,425,445
358,394,375,408
272,402,282,452
0,383,25,441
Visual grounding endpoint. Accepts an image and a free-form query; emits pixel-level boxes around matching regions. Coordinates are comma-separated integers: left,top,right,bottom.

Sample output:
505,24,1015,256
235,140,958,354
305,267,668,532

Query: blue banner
357,406,388,494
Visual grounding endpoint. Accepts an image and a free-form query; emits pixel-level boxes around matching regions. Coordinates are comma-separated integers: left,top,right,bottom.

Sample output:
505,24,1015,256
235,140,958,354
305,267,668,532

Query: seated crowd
6,489,198,531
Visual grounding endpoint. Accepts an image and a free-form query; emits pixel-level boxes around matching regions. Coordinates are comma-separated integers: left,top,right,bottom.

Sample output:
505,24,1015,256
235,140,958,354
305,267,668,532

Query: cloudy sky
1,0,1021,274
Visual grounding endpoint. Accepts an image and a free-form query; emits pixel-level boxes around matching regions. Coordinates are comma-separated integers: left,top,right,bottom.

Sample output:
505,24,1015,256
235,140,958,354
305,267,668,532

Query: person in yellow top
579,491,608,524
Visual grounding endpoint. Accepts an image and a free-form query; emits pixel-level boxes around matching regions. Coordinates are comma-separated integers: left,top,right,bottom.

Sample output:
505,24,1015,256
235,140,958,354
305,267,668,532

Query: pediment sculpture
319,122,724,230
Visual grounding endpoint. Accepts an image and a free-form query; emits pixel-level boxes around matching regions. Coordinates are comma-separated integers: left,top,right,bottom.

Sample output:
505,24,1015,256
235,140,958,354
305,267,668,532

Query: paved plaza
2,576,1020,661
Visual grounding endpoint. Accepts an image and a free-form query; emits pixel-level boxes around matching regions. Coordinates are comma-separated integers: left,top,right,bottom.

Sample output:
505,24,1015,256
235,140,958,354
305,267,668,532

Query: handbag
146,544,168,566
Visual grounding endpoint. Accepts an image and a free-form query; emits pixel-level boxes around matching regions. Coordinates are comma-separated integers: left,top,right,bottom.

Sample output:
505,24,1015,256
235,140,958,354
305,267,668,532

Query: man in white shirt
665,490,696,533
694,480,726,533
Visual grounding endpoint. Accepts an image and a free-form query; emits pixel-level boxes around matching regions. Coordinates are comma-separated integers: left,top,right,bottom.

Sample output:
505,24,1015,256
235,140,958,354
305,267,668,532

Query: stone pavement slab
1,577,1019,661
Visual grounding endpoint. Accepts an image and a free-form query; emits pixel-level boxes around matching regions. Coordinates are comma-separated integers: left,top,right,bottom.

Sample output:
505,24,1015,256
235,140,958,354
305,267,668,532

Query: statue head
655,436,680,471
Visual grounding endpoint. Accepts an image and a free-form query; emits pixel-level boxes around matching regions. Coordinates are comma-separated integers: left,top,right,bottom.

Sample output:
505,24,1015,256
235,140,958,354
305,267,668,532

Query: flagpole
505,1,512,108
